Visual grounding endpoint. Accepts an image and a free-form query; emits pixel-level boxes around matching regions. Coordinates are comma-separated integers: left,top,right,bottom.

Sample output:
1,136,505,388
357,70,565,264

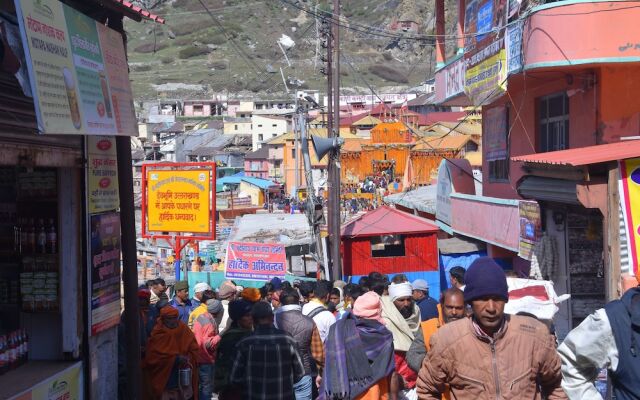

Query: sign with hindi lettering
14,0,137,135
90,212,121,335
518,200,541,260
225,242,287,281
146,169,212,234
88,136,119,213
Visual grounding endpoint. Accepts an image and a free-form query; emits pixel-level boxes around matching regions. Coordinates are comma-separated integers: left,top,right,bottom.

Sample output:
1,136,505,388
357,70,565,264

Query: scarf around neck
380,295,420,352
321,312,395,400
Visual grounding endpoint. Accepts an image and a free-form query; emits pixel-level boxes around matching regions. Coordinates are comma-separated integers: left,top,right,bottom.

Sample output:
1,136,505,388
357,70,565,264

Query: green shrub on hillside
134,42,168,53
178,46,210,59
133,64,153,72
161,57,174,64
368,64,409,83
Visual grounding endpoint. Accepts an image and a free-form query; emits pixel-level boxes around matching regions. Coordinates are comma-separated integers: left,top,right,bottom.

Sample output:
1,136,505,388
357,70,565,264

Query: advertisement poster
463,0,509,106
90,212,121,335
518,201,541,260
225,242,287,281
506,21,523,74
484,105,508,161
436,159,453,227
146,169,212,233
88,136,119,213
14,0,136,135
465,44,507,106
11,362,82,400
620,158,640,277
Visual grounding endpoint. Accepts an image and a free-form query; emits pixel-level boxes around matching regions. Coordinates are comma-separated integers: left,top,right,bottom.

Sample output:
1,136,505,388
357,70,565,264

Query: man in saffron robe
143,306,200,400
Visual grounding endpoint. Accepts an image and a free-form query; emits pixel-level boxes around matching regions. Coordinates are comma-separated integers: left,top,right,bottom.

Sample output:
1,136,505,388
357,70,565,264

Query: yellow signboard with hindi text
146,169,211,233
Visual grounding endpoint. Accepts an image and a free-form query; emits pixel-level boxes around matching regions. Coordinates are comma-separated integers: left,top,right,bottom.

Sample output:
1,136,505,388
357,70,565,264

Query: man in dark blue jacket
412,279,439,321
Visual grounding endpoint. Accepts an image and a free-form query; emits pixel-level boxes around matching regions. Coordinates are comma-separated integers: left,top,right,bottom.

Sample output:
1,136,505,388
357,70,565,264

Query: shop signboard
90,212,121,335
445,57,466,100
506,21,523,74
484,105,508,162
463,0,509,106
620,157,640,277
518,200,542,260
11,361,83,400
225,241,286,281
87,136,119,213
436,159,453,226
14,0,137,135
145,168,212,234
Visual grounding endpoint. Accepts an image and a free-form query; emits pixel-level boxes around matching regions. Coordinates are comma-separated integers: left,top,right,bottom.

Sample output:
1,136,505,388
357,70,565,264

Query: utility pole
329,0,342,280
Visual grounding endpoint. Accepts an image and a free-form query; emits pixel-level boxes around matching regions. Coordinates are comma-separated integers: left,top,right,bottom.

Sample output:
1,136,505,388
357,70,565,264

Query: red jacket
192,311,221,364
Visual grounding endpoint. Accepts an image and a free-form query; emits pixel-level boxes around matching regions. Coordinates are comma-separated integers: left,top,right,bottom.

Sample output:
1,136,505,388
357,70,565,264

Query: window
258,124,263,128
538,93,569,152
272,133,277,138
291,148,296,159
234,125,238,130
370,235,405,257
258,134,264,141
272,124,277,128
485,106,509,182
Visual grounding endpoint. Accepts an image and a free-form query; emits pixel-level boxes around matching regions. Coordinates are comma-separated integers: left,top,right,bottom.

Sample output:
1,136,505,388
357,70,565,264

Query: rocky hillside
125,0,458,100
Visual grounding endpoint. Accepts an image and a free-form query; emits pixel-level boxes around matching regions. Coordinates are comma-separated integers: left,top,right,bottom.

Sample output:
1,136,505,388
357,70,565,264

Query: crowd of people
119,257,640,400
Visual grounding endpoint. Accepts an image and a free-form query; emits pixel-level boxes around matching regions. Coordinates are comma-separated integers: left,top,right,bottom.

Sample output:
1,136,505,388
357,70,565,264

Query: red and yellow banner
225,242,286,281
620,158,640,278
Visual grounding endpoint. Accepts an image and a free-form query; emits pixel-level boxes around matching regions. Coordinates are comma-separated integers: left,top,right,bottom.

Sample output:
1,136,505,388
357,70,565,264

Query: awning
106,0,166,23
511,140,640,166
517,177,579,204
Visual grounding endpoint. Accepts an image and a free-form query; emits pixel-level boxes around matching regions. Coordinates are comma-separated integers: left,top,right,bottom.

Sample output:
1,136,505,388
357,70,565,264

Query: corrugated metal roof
341,205,439,237
353,115,382,126
383,185,438,215
241,177,279,189
244,146,270,160
229,213,312,246
107,0,166,23
412,134,477,151
512,140,640,166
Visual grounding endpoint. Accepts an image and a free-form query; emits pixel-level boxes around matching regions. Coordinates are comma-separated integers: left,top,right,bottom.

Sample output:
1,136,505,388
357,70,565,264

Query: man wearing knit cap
192,281,212,308
412,279,439,321
169,280,194,325
217,280,238,332
382,282,421,400
192,298,223,400
417,257,566,400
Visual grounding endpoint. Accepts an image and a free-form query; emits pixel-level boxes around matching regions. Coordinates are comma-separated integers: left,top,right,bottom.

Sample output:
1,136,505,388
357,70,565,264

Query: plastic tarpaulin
438,251,486,292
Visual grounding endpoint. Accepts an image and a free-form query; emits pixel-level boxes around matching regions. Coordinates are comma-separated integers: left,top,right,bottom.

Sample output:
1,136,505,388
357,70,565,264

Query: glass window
370,235,405,257
538,93,569,152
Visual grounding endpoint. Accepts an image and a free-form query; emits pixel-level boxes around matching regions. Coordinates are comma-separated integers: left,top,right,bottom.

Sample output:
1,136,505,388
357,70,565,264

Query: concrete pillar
457,0,466,54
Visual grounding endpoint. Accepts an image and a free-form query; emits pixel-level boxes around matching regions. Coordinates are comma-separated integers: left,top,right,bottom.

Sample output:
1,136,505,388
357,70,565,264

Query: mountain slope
125,0,456,100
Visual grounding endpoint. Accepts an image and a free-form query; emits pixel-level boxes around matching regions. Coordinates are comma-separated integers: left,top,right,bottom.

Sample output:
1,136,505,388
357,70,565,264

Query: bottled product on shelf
47,219,57,254
0,329,27,375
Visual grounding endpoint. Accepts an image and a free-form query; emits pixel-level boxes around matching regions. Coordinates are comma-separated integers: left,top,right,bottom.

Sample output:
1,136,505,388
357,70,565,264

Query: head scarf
138,288,151,300
388,282,413,302
353,291,383,323
241,287,261,303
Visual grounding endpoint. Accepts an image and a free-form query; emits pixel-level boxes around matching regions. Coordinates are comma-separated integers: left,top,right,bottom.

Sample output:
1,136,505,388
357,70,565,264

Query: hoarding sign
146,169,212,234
445,57,466,100
463,0,509,105
620,158,640,278
484,105,508,161
518,200,541,260
12,361,82,400
465,40,507,106
14,0,137,135
506,21,523,74
225,242,286,281
90,212,121,336
436,159,453,226
88,136,119,213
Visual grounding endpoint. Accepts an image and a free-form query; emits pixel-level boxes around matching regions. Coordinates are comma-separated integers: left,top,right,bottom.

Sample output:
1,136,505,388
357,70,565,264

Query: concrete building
251,115,291,151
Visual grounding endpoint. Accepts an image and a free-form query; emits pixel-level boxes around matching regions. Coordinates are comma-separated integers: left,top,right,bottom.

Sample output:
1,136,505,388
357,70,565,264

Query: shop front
0,0,163,398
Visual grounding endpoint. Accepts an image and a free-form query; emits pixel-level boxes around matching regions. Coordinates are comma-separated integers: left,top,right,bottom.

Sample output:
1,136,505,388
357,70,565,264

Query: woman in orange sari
143,306,200,400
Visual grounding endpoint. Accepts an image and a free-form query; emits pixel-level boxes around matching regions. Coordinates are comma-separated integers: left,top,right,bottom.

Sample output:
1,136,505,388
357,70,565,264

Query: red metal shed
341,205,440,276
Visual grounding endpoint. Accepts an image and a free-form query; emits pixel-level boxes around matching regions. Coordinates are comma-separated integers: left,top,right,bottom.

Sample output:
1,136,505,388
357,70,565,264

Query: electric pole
329,0,342,280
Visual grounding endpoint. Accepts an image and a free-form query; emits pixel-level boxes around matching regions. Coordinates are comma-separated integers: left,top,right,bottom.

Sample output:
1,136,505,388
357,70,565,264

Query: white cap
194,282,211,294
388,282,413,302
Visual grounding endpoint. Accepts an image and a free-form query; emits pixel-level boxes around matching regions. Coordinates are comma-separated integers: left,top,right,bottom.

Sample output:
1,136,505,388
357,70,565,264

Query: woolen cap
411,279,429,292
218,283,237,299
463,257,509,303
228,299,253,321
206,299,223,315
194,282,211,293
174,280,189,291
251,301,274,320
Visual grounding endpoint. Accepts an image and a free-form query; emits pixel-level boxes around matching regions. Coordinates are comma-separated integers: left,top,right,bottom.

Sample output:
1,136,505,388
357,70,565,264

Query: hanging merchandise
529,232,558,280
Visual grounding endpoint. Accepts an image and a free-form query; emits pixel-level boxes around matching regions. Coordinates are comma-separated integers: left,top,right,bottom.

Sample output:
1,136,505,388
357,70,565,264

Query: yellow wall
239,181,264,206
